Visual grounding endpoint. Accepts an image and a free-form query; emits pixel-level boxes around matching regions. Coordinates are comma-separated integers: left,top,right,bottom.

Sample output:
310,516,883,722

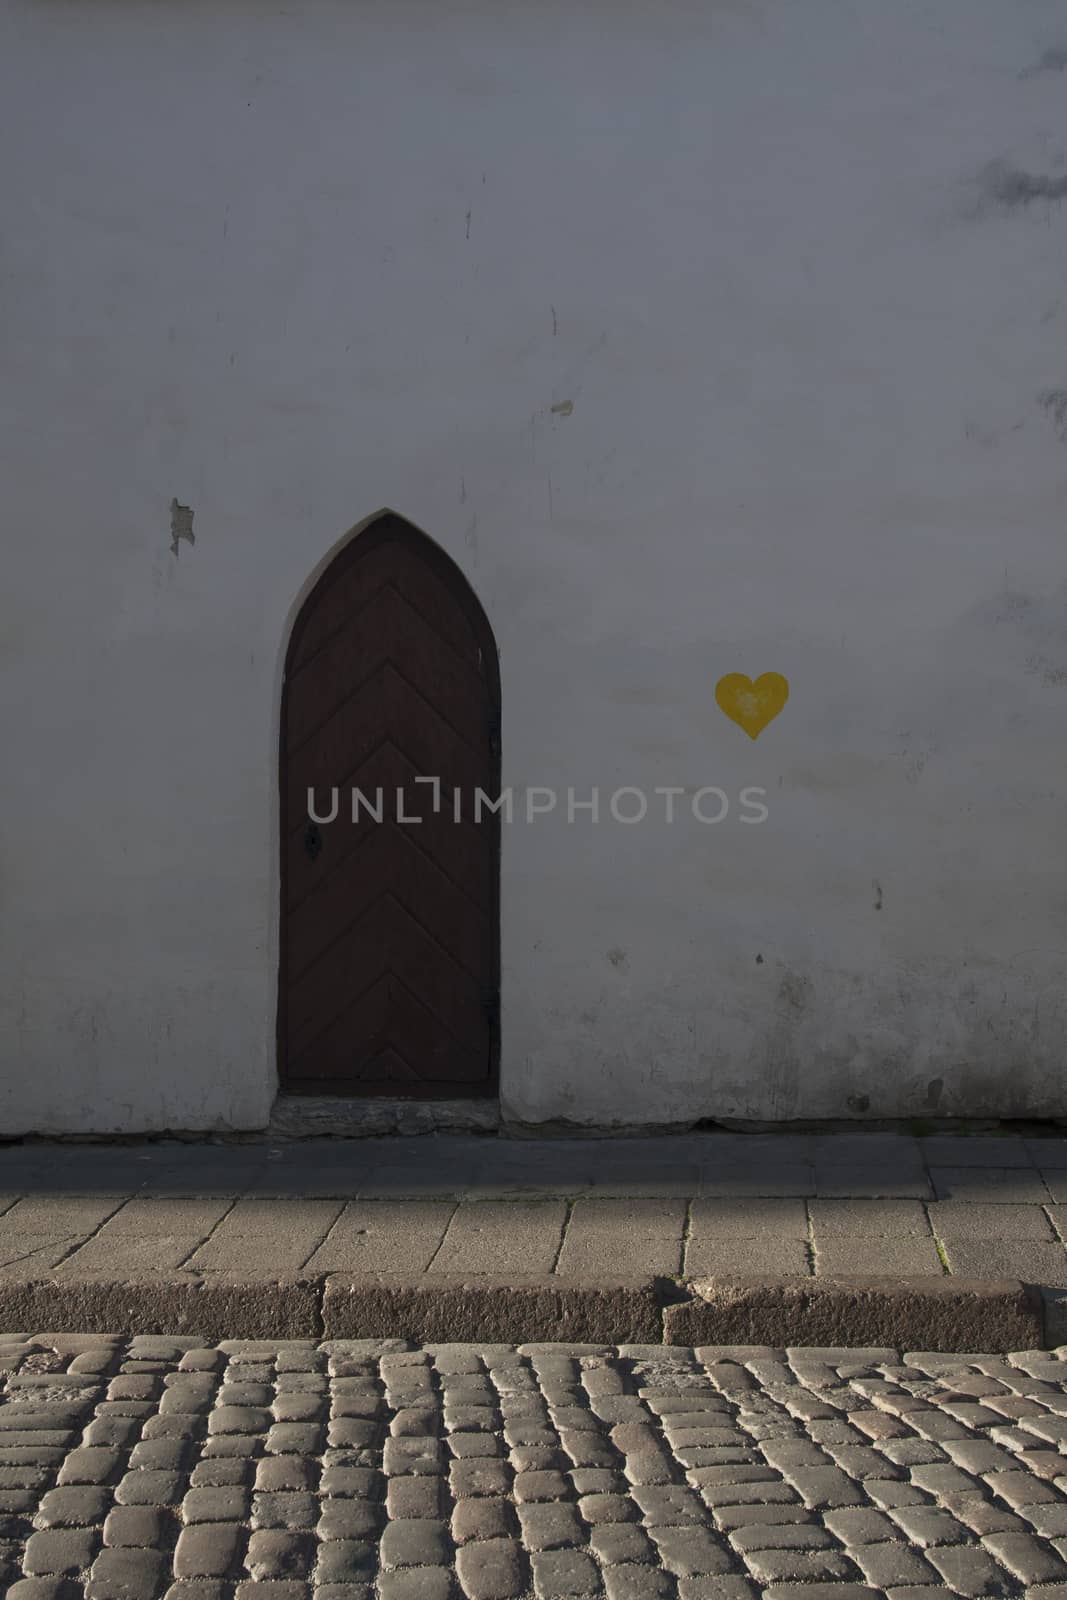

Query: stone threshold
268,1096,501,1139
0,1272,1052,1351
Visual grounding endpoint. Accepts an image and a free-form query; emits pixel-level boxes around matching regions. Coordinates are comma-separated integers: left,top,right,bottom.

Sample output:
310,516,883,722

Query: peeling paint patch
1026,652,1067,687
169,499,195,557
550,400,574,417
985,588,1034,627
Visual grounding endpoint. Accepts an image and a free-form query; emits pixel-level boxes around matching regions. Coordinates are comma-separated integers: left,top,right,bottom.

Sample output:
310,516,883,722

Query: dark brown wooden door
279,513,500,1097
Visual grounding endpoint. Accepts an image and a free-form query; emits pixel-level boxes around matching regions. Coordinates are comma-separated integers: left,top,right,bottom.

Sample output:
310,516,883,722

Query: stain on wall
977,160,1067,211
1039,389,1067,441
1021,47,1067,77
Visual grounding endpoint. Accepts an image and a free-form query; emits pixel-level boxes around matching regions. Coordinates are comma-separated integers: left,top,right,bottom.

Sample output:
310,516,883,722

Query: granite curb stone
0,1273,1051,1350
665,1277,1045,1352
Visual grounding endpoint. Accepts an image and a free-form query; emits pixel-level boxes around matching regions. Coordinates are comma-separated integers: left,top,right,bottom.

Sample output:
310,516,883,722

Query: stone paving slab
556,1201,686,1278
305,1204,458,1276
186,1202,346,1276
688,1200,810,1240
431,1203,569,1277
943,1242,1067,1286
686,1239,812,1278
811,1239,945,1277
930,1168,1054,1204
2,1333,1067,1597
808,1203,932,1239
60,1201,236,1276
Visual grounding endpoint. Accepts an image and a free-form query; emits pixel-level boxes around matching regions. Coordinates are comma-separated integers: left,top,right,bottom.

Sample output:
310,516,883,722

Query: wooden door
279,514,500,1097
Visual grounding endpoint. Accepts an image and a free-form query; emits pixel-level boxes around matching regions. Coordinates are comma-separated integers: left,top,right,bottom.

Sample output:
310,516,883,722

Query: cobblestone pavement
5,1339,1067,1598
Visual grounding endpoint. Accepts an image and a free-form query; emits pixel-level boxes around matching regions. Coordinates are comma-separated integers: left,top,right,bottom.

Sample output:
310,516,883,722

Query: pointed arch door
279,514,500,1097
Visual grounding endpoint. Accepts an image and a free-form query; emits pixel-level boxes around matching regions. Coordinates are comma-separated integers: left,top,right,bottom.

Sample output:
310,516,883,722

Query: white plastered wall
1,0,1065,1131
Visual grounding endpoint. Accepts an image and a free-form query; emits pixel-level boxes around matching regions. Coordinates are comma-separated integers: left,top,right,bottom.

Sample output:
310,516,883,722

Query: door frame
275,510,501,1099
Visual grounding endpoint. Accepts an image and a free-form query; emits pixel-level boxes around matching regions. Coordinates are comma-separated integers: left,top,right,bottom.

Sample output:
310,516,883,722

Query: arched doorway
278,513,500,1097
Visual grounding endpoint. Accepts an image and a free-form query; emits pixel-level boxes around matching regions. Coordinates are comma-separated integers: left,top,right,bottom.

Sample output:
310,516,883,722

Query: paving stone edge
0,1272,1049,1349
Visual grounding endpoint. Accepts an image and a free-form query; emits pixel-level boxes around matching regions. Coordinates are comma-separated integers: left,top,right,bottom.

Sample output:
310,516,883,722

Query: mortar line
920,1197,952,1276
295,1200,347,1272
1043,1199,1066,1244
423,1198,462,1272
427,1348,462,1582
173,1196,241,1270
803,1195,816,1276
549,1196,574,1275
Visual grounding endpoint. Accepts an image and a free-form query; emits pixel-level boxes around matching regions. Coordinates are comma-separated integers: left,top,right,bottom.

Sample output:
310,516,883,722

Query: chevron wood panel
287,822,489,988
279,515,499,1098
291,520,485,673
287,584,488,757
284,663,489,825
285,972,484,1086
283,741,492,914
287,891,488,1055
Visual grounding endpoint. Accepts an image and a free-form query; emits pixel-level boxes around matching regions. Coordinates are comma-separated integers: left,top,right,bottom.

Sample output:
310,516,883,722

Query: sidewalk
1,1131,1065,1349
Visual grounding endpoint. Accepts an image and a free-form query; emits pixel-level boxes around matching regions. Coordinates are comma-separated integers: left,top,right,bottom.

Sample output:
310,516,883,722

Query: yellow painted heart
715,672,789,739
